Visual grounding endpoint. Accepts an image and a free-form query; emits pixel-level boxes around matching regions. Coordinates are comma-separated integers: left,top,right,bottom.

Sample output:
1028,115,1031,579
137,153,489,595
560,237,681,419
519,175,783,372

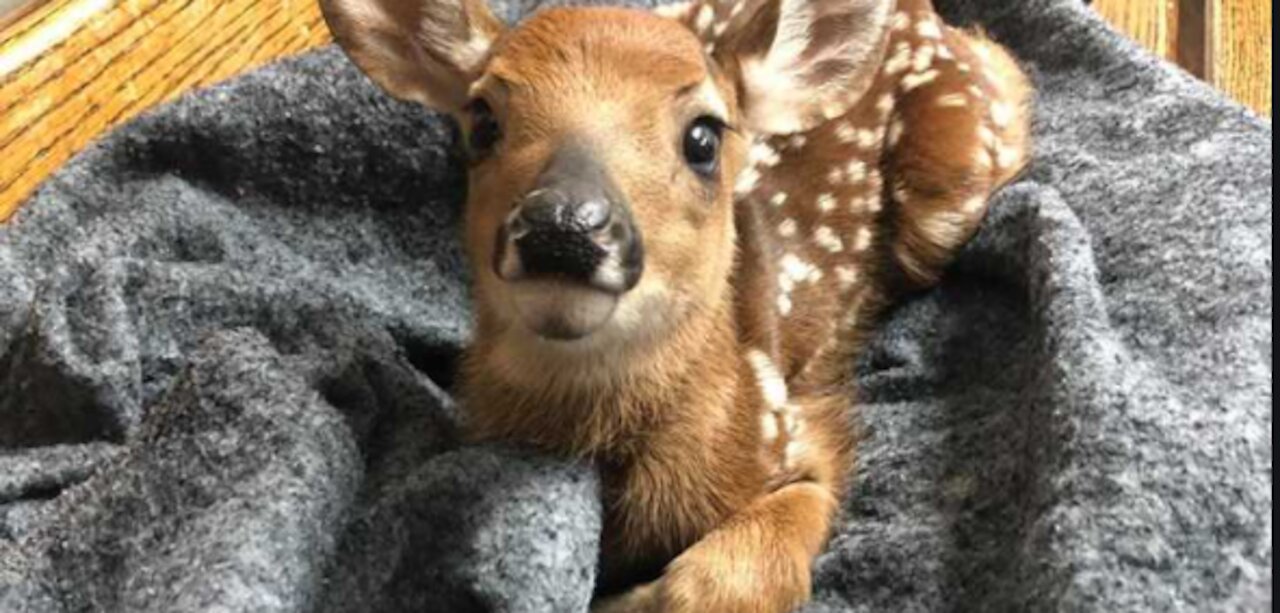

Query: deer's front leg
594,481,838,613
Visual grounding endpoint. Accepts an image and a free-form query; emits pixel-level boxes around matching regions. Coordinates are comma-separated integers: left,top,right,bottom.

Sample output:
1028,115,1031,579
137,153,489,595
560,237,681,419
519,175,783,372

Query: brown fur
319,0,1032,610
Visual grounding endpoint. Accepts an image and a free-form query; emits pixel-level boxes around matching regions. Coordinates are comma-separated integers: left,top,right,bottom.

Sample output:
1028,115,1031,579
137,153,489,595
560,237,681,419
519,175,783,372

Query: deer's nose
507,190,612,280
494,146,644,294
510,191,611,237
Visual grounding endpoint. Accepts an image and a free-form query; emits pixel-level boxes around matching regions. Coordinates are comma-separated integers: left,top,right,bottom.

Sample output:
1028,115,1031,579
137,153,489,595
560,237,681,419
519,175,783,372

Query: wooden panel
1207,0,1272,116
1176,0,1208,78
1092,0,1179,60
0,0,333,222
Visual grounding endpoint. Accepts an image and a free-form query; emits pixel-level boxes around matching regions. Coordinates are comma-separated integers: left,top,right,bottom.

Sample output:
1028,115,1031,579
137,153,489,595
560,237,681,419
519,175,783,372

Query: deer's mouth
505,279,620,341
490,144,645,341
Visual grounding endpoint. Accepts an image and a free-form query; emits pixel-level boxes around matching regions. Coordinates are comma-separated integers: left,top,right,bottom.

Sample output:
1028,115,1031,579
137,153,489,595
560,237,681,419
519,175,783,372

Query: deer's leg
884,30,1032,292
593,481,838,613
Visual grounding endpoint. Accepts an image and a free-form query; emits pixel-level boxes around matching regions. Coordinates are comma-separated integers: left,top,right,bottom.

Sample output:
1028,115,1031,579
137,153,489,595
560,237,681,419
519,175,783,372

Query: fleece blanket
0,0,1271,610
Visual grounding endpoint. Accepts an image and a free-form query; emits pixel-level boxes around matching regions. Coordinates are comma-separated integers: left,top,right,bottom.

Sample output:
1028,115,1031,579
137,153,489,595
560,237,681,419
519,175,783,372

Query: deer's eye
682,116,724,177
465,99,502,160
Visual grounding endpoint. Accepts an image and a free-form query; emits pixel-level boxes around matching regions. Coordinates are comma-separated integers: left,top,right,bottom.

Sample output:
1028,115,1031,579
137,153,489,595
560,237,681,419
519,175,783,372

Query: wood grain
0,0,333,222
1094,0,1271,118
1,0,1271,221
1175,0,1208,79
1092,0,1180,60
1207,0,1271,116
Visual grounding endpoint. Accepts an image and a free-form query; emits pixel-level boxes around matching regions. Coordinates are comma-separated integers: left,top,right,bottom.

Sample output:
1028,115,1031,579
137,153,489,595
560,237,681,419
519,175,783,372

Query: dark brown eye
465,99,502,160
683,116,724,177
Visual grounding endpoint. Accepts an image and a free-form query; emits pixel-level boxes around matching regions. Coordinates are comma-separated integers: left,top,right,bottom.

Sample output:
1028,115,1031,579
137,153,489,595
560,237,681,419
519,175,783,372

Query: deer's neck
460,294,752,457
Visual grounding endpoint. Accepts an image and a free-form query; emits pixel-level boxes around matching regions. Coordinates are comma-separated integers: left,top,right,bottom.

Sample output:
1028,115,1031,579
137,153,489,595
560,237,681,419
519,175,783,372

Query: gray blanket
0,0,1271,610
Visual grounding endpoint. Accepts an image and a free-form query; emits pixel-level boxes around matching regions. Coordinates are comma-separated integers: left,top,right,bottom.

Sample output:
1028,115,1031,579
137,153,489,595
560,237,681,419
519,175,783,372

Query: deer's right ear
320,0,505,112
662,0,892,135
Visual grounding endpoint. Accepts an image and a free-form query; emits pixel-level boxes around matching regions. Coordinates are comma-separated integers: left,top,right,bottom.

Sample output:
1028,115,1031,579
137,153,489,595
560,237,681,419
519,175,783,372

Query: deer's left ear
320,0,505,113
663,0,892,134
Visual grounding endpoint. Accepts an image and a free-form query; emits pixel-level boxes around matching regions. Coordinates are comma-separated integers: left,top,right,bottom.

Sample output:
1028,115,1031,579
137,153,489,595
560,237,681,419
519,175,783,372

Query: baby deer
320,0,1030,610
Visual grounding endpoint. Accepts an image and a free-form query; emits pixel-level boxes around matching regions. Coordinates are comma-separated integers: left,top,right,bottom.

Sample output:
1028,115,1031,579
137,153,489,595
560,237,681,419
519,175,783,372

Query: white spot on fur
747,349,789,409
814,225,843,253
750,141,782,167
876,94,895,118
835,122,857,143
821,100,846,120
901,69,940,92
783,439,807,465
853,226,873,251
972,41,995,63
916,19,943,40
912,44,936,73
827,167,844,185
891,11,910,31
893,181,911,204
817,192,837,212
884,41,912,75
653,1,691,19
996,144,1021,169
936,44,955,61
888,119,904,146
695,4,714,33
990,101,1014,128
963,195,987,213
780,253,821,283
867,194,883,213
974,146,994,171
778,218,798,237
770,192,789,208
968,84,986,99
735,166,760,195
836,265,859,290
777,294,793,315
761,412,779,441
957,62,972,73
778,271,795,294
978,125,997,149
855,128,879,149
788,134,807,149
936,93,968,108
845,159,868,183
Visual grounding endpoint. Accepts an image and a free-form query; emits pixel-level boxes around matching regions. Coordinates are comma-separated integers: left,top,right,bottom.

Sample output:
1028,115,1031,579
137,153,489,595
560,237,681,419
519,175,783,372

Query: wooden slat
1175,0,1208,79
1092,0,1179,60
0,0,333,222
1207,0,1272,117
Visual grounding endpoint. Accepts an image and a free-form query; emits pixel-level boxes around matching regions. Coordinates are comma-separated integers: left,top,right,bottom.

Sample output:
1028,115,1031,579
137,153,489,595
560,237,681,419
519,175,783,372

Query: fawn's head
322,0,891,348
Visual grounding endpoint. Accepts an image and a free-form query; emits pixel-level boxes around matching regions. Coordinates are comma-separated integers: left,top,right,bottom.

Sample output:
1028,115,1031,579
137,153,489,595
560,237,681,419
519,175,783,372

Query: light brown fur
320,0,1031,610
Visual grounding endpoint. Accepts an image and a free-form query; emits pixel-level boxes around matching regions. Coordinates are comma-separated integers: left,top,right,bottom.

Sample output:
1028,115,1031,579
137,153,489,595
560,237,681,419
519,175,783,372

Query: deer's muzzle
494,145,644,295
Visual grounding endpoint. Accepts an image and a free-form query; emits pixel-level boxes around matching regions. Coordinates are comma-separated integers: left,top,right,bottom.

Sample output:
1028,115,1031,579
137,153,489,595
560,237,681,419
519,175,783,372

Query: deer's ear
321,0,505,112
665,0,892,134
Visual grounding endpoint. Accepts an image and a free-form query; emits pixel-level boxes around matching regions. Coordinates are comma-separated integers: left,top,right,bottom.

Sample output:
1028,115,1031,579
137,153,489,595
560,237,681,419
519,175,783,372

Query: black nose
508,191,613,281
494,145,644,293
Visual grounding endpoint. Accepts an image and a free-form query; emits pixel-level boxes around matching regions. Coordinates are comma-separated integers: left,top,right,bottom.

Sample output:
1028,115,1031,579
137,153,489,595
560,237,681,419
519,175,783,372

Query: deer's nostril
506,211,530,240
608,217,629,242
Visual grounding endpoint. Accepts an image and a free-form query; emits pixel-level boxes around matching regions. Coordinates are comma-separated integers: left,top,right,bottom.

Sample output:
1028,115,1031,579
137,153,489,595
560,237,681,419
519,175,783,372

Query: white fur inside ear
323,0,503,111
733,0,893,134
